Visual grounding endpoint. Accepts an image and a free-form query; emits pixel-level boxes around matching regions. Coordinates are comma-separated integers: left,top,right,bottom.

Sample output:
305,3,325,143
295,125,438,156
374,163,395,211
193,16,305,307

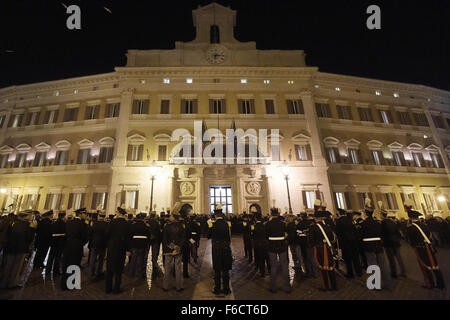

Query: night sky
0,0,449,90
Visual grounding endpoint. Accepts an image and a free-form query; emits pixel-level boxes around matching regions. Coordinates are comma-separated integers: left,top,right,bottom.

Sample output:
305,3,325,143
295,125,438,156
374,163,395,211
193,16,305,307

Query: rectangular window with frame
68,193,85,210
357,192,374,209
91,192,108,210
105,103,120,118
14,153,27,168
315,103,331,118
0,115,5,128
432,115,445,129
77,149,91,164
238,99,255,114
265,100,275,114
209,99,226,114
127,144,143,161
181,99,198,114
336,105,352,120
326,147,340,163
302,190,317,209
160,100,170,114
64,108,79,122
33,151,47,167
55,150,68,166
400,193,418,209
126,190,139,209
413,113,429,126
295,144,311,161
334,192,351,210
358,107,373,121
371,150,385,165
412,152,424,167
430,152,444,168
98,147,114,163
25,111,40,126
398,111,412,125
377,193,398,210
84,105,99,120
43,109,58,124
348,148,361,164
379,110,392,124
8,114,23,128
287,100,304,114
44,193,62,210
392,151,406,166
0,154,9,168
158,145,167,161
132,100,149,115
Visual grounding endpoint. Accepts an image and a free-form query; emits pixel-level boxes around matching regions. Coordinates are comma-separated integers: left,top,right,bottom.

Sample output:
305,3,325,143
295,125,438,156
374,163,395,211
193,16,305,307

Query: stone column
112,88,134,167
299,89,327,167
423,103,450,173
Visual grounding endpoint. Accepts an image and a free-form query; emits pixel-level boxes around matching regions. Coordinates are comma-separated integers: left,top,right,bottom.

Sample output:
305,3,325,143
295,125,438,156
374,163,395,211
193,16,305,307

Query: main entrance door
209,185,232,214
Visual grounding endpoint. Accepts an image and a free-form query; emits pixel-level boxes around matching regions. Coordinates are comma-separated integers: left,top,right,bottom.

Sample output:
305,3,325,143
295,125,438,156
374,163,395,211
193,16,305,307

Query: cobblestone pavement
0,236,448,300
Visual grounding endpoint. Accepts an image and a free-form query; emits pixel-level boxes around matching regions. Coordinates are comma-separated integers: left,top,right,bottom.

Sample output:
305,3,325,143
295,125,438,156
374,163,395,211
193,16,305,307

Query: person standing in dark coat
61,208,89,290
162,205,186,292
128,212,151,279
405,199,445,289
207,204,233,295
46,211,66,276
148,212,162,279
179,210,192,278
105,207,131,294
33,210,53,269
379,202,406,279
310,203,337,291
360,198,392,290
252,212,270,277
0,213,11,267
335,209,362,278
190,214,201,263
242,212,253,263
88,212,108,280
0,211,36,289
265,207,290,293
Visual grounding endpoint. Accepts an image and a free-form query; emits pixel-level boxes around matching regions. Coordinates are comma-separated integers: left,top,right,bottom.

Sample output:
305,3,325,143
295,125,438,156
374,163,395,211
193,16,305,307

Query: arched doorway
180,203,193,214
249,203,261,214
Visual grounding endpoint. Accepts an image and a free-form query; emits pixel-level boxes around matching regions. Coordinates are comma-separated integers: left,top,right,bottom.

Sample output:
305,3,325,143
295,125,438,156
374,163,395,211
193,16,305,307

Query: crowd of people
0,197,448,296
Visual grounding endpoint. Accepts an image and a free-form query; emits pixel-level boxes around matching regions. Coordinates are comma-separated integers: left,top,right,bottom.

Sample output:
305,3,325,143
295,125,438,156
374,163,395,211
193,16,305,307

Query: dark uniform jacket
0,217,11,249
35,218,53,247
335,215,360,253
5,219,35,254
89,220,108,249
162,220,185,254
105,217,131,272
381,218,402,247
407,220,431,247
360,217,383,253
148,218,162,243
64,218,89,260
50,218,66,247
190,219,202,242
265,217,288,253
286,220,298,245
310,221,335,248
208,217,232,271
129,220,151,249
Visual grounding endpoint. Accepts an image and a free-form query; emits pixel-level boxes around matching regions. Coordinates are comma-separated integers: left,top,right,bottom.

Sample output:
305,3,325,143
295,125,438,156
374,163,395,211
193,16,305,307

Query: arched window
210,25,220,44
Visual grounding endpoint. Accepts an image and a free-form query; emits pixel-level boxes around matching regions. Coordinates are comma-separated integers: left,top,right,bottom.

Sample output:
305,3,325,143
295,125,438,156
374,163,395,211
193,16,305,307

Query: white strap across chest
316,223,332,247
412,223,431,244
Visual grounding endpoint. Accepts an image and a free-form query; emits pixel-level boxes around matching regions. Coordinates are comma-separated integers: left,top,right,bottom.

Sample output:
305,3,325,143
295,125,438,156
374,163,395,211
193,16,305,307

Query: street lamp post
282,161,293,214
148,161,160,212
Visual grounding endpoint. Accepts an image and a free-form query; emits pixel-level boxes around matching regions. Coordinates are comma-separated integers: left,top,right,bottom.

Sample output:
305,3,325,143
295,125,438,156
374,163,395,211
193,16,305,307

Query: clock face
205,46,227,64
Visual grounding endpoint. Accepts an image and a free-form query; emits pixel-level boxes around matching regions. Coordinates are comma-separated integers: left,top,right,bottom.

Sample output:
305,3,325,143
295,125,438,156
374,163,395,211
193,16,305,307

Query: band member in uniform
265,207,291,293
0,210,36,289
336,209,362,278
33,210,53,269
46,210,66,276
297,210,316,278
88,210,108,280
252,212,270,277
286,214,300,270
148,212,163,279
162,203,185,292
61,208,89,290
179,209,192,278
405,199,445,289
310,205,337,290
190,214,201,263
379,201,406,279
242,212,253,263
128,212,151,279
207,204,233,295
105,207,132,294
360,198,392,290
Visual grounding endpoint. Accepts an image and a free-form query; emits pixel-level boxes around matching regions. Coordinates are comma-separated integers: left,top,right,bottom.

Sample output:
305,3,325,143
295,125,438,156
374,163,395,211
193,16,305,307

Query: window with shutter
348,149,361,164
413,113,428,126
337,105,352,120
265,100,275,114
358,108,373,121
392,151,405,166
379,110,391,124
158,145,167,161
412,152,424,167
160,100,170,114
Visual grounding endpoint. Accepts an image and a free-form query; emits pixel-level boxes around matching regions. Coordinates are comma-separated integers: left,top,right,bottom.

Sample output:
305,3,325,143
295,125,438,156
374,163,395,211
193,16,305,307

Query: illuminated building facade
0,3,449,217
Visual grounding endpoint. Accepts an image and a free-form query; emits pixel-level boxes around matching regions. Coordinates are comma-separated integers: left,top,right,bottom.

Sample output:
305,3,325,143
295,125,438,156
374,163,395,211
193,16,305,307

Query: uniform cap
314,199,322,207
42,210,53,217
321,201,327,208
270,207,280,216
250,206,257,213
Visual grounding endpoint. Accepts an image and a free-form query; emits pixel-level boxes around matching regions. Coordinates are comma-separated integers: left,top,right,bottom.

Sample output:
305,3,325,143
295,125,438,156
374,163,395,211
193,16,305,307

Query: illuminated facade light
287,80,294,84
393,92,399,98
54,91,60,96
335,87,341,91
73,89,79,94
140,79,146,84
263,80,270,84
163,78,170,84
186,78,193,84
314,85,320,88
241,78,247,84
375,90,381,96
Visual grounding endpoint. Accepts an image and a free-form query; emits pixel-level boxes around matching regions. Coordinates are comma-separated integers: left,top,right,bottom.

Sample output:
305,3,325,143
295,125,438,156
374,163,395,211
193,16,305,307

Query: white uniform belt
269,237,285,241
191,232,197,235
52,233,65,237
363,237,381,242
133,236,148,239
